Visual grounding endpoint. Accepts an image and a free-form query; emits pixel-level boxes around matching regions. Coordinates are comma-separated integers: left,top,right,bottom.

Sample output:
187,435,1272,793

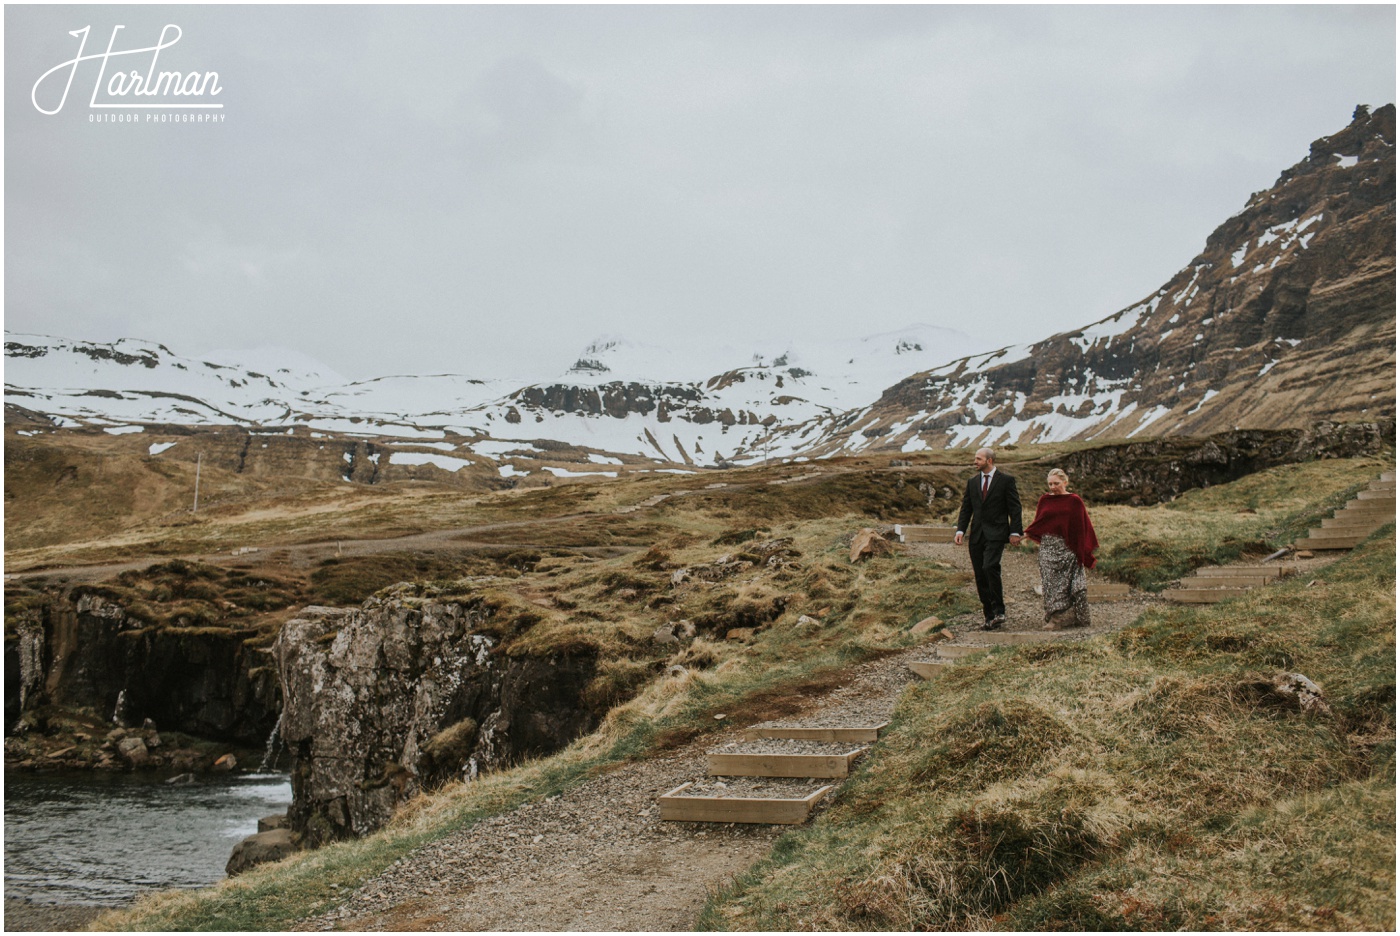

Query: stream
3,769,292,910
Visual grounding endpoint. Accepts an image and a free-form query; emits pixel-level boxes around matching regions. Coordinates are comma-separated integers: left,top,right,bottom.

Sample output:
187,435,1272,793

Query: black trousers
968,537,1007,620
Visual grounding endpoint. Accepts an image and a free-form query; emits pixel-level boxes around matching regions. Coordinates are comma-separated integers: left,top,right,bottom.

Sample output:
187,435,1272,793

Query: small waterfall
258,712,284,772
111,690,127,726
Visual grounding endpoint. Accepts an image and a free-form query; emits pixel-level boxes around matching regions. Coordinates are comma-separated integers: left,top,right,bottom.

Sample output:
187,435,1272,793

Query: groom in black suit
954,447,1023,630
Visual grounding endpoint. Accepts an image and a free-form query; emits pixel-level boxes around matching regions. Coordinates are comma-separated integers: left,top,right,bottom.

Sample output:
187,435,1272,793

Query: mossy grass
698,528,1395,931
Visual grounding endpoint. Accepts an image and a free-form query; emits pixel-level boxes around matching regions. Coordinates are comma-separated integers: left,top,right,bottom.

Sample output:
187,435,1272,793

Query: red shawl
1024,493,1098,569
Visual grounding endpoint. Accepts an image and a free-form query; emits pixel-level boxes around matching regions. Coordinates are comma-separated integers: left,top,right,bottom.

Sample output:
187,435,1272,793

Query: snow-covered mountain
3,324,989,467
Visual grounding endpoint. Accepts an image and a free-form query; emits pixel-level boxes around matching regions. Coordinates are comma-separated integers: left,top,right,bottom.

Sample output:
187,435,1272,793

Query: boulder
910,615,943,636
794,615,821,629
116,736,149,767
211,753,237,772
166,772,196,785
226,828,297,877
849,529,895,563
651,625,681,648
258,813,289,833
725,628,756,642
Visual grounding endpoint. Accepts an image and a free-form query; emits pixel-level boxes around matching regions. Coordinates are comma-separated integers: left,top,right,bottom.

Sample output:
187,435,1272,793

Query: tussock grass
699,527,1395,931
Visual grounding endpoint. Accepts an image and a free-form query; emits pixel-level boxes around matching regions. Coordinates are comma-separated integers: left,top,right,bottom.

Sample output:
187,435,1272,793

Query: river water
4,769,292,908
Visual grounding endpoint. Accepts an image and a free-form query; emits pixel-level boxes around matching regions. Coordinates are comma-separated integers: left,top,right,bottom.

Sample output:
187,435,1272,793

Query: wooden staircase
1294,471,1395,551
1166,564,1288,604
1165,470,1393,604
658,722,888,824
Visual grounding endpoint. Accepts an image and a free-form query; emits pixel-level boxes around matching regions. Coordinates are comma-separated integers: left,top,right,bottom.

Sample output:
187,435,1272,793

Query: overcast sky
5,4,1395,381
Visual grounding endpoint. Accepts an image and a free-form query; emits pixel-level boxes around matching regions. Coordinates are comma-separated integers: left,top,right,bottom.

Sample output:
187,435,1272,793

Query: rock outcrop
275,594,601,846
1048,420,1396,505
3,591,280,747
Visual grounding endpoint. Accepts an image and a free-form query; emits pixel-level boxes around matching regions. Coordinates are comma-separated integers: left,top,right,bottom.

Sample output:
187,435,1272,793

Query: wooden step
1380,471,1395,482
707,749,863,779
1299,534,1365,550
896,525,957,543
1320,516,1388,530
1310,524,1380,539
1087,583,1131,603
1369,480,1396,492
1167,587,1254,604
1193,566,1285,578
907,660,947,680
658,782,833,824
1335,502,1395,513
1354,491,1396,503
1187,574,1276,588
936,644,991,660
977,631,1059,645
743,724,887,743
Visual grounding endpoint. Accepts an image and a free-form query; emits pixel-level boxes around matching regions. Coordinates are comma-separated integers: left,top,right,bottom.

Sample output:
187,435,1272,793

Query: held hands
1010,534,1024,547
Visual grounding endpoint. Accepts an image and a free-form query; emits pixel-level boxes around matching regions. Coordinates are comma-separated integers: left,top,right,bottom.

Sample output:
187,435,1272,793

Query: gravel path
301,644,934,932
301,545,1164,931
911,541,1158,642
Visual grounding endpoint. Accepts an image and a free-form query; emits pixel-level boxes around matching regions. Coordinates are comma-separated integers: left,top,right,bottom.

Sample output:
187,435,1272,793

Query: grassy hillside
700,527,1395,930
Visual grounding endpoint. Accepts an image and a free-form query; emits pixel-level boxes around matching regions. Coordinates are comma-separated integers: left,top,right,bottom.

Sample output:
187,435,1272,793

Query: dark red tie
981,474,989,499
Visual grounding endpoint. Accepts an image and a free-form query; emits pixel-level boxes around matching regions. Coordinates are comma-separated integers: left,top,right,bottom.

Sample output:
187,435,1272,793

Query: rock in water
258,813,289,832
226,828,296,876
116,736,149,767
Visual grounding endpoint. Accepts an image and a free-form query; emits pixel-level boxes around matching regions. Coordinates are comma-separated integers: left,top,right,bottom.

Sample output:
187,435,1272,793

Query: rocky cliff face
4,591,280,745
275,592,600,846
798,105,1396,455
1046,420,1396,506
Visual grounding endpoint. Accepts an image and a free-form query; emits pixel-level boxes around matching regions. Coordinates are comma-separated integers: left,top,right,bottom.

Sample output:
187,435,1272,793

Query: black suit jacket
957,470,1023,544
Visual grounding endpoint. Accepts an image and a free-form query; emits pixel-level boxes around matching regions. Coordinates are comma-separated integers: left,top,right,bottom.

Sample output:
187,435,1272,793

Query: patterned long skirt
1039,534,1090,628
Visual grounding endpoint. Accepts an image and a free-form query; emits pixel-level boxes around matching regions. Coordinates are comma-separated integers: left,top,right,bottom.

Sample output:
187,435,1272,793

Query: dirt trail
298,546,1164,932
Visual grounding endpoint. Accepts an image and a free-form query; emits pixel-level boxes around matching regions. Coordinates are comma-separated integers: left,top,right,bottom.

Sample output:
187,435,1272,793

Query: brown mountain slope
798,104,1395,455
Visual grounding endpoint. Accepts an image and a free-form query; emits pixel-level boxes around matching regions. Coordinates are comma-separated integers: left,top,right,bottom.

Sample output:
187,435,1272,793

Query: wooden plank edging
658,782,835,824
707,750,861,779
743,724,887,743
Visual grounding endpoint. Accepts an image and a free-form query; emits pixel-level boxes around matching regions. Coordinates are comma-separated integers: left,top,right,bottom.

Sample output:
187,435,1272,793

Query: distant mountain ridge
3,324,987,467
6,107,1394,472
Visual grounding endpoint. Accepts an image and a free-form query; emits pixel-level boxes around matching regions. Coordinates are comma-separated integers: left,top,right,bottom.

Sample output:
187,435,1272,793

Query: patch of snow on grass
390,451,471,472
1186,389,1219,415
498,464,528,478
542,466,617,478
104,425,144,434
471,439,542,457
1335,154,1359,168
148,442,177,455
